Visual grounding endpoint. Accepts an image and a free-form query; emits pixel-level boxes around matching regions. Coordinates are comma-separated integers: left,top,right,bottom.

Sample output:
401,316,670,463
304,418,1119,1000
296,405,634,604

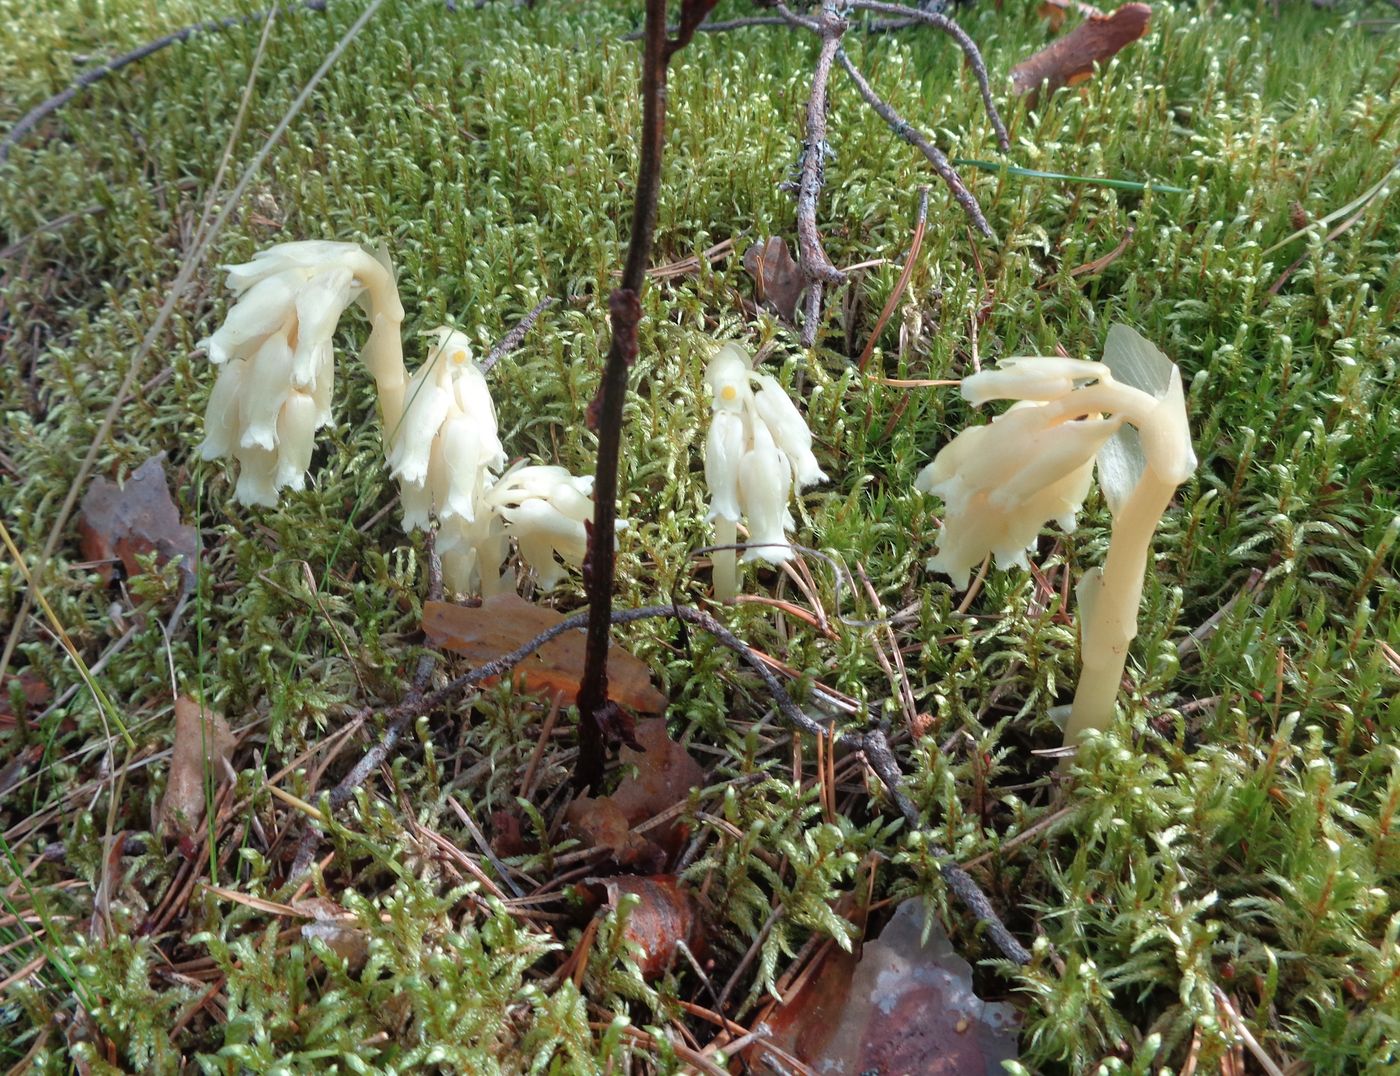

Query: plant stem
1064,466,1179,744
712,517,737,601
575,0,674,792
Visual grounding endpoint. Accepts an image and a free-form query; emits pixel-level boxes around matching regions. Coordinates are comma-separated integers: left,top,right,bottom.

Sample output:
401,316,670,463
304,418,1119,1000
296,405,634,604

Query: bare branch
481,296,557,372
0,0,328,163
847,0,1010,151
836,49,995,239
290,600,1031,964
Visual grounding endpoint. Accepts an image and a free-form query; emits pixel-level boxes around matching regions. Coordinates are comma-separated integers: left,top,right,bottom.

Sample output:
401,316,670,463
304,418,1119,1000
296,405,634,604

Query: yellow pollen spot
721,385,738,401
452,349,468,365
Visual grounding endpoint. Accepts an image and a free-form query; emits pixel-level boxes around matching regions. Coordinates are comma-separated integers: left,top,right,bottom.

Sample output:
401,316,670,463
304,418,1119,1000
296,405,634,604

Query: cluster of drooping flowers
703,343,826,599
385,328,600,595
914,332,1196,744
198,243,597,596
198,241,402,506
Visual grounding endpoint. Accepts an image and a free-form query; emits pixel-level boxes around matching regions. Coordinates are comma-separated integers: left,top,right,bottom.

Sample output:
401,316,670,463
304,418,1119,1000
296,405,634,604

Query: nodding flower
703,343,826,599
915,332,1196,748
198,240,403,506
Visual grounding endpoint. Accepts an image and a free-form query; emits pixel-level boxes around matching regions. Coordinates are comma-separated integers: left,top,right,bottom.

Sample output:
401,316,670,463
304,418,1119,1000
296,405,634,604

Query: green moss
1,0,1397,1070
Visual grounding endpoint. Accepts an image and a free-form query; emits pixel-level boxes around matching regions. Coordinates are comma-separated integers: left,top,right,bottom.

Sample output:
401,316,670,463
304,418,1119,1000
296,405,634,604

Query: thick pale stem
354,256,407,431
1063,361,1193,747
1064,466,1179,743
712,517,738,602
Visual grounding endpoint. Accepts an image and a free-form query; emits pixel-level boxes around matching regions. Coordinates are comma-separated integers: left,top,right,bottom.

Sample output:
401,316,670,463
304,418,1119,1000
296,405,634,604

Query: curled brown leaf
1011,3,1151,99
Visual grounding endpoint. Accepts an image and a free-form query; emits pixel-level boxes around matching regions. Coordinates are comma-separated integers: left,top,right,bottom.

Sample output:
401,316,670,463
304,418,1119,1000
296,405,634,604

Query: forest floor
1,0,1398,1071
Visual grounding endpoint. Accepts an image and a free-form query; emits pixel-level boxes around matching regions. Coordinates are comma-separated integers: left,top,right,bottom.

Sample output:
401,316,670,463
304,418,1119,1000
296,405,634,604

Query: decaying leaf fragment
743,236,805,322
600,875,706,981
424,594,667,713
1011,3,1151,99
751,898,1019,1074
565,719,705,868
157,696,235,845
79,454,200,594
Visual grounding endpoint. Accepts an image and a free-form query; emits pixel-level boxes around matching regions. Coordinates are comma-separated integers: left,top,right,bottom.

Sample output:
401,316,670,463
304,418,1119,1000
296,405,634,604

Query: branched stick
0,0,328,164
836,50,994,239
847,0,1010,152
290,601,1031,963
776,3,848,348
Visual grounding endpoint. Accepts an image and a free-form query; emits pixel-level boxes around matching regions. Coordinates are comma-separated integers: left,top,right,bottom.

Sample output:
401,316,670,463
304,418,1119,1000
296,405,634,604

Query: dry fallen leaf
157,696,235,846
607,718,705,856
565,720,704,868
79,454,199,595
743,236,805,321
566,794,662,870
601,875,706,981
1011,2,1151,99
752,898,1019,1074
297,897,370,970
0,669,50,725
424,594,667,714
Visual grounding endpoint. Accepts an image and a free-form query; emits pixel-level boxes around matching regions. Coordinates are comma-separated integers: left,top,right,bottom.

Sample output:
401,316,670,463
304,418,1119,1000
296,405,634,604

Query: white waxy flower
702,342,826,597
199,240,400,504
916,401,1121,588
959,357,1108,407
488,463,604,590
751,371,828,487
737,424,793,564
388,328,507,528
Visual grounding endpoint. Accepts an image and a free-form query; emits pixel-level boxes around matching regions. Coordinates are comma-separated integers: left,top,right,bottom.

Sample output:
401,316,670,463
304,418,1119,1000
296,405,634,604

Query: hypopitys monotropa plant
703,342,827,600
198,241,598,596
916,325,1196,745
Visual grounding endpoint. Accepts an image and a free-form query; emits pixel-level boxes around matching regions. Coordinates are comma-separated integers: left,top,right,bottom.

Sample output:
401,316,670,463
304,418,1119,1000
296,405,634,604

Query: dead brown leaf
424,594,667,714
608,717,705,855
564,719,705,868
566,795,662,870
1037,0,1105,31
0,669,50,725
78,454,199,595
297,897,369,970
743,236,805,321
602,875,706,980
1011,3,1152,99
157,696,235,845
751,899,1019,1074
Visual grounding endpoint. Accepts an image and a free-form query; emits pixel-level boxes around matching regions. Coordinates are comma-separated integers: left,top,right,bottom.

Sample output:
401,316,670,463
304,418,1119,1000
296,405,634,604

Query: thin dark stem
575,0,673,793
481,296,557,372
0,0,328,163
289,600,1031,963
836,50,994,239
846,0,1010,152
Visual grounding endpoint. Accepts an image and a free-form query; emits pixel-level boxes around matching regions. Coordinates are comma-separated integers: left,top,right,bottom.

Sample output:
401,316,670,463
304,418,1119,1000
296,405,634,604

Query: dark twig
0,0,328,164
776,3,849,350
288,534,442,876
575,0,670,793
289,601,1030,963
481,296,557,372
836,50,995,239
846,0,1010,152
576,0,714,791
